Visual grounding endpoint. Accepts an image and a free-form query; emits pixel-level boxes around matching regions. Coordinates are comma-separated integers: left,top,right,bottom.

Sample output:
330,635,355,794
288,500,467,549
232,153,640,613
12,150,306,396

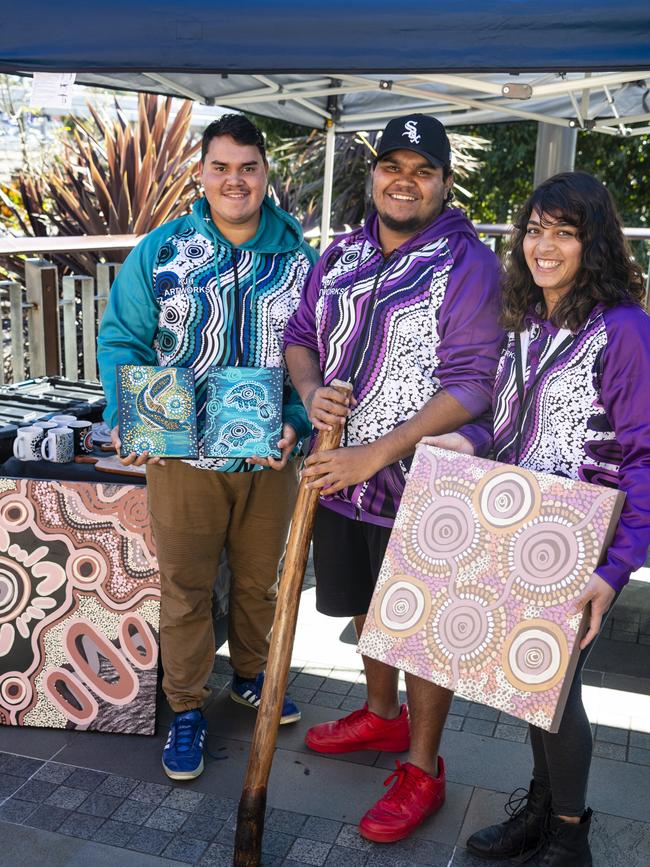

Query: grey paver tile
322,678,353,695
494,724,528,743
96,773,140,797
0,753,43,778
45,785,88,810
444,715,464,731
451,698,470,715
14,777,58,803
302,815,344,842
200,842,234,866
127,825,175,855
92,818,139,846
145,805,189,832
196,793,237,819
335,824,374,852
498,713,527,727
32,762,73,784
0,774,23,798
57,811,104,839
462,718,496,736
628,746,650,767
630,731,650,750
0,798,37,823
24,803,70,831
163,835,210,863
266,808,308,835
261,830,295,857
313,691,344,709
207,673,231,690
162,787,206,812
293,673,326,690
595,725,629,746
112,797,156,825
593,741,627,761
325,845,369,866
78,791,122,818
348,684,368,699
64,768,108,791
180,810,222,841
288,686,317,703
212,656,232,674
340,697,363,712
129,780,172,805
288,838,332,865
467,704,500,721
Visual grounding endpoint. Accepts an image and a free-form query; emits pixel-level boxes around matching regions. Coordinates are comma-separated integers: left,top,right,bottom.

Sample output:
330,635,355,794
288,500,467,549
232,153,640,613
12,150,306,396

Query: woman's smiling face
523,210,583,300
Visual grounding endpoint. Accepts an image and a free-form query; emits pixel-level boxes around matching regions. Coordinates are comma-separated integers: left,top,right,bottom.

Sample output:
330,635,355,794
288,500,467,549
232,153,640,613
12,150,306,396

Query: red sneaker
359,758,446,843
305,703,410,754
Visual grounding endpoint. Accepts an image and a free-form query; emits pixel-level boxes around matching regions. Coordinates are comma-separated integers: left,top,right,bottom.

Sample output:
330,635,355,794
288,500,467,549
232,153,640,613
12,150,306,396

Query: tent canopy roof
2,1,649,135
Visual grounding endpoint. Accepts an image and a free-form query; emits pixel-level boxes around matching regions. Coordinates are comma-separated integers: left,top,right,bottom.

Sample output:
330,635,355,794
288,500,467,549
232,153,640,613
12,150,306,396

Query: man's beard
375,202,445,236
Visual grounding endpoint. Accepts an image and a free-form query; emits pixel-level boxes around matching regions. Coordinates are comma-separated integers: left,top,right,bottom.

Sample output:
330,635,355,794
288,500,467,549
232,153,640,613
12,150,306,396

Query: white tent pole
319,121,336,253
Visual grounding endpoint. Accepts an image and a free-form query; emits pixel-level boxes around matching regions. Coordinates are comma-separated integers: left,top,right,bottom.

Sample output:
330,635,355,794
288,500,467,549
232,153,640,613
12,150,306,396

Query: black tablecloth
0,451,146,485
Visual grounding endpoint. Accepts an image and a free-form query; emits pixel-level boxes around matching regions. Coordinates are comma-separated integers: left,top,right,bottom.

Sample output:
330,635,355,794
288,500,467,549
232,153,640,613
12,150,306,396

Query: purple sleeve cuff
457,416,494,458
444,382,492,419
595,559,629,593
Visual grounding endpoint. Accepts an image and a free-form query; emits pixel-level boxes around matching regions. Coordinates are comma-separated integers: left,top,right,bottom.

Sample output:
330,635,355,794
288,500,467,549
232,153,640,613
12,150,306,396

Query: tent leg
533,122,577,186
319,122,336,253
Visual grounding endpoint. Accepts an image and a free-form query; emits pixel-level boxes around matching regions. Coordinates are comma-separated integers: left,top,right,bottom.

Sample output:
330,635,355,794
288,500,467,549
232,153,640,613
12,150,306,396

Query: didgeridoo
233,379,353,867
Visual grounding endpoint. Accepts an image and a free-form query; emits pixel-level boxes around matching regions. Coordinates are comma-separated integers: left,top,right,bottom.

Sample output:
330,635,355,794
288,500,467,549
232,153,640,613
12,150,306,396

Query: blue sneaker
162,709,207,780
230,672,301,724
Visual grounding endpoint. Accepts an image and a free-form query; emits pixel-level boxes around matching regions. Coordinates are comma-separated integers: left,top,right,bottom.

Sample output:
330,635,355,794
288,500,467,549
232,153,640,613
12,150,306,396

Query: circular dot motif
0,496,34,531
0,674,31,708
512,523,582,600
410,495,477,567
502,620,568,692
0,558,31,622
376,576,431,637
67,548,107,587
436,598,490,655
473,469,540,533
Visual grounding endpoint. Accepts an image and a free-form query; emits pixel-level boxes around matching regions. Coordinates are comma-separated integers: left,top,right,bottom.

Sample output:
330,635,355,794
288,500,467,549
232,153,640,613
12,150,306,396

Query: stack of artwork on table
358,446,625,732
0,478,160,735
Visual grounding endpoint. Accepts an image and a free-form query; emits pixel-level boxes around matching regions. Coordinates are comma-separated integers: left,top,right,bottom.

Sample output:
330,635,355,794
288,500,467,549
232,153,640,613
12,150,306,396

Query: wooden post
25,259,59,378
234,381,352,867
96,262,121,324
80,276,98,380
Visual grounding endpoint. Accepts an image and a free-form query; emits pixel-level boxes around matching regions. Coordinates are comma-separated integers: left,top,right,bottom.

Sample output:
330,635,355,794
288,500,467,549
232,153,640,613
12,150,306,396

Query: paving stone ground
1,562,649,865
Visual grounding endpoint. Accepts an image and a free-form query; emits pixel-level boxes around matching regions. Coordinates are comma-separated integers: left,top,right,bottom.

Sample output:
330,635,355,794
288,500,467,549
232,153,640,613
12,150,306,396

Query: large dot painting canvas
358,446,625,732
0,478,160,735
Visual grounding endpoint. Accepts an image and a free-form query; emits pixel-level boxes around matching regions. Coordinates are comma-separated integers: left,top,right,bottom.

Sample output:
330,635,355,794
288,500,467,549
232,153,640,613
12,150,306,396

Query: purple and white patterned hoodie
461,302,650,592
284,207,503,526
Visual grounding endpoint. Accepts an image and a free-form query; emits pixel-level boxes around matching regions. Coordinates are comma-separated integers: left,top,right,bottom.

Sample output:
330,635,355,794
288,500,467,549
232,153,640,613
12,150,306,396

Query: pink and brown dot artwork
0,478,160,735
358,446,625,732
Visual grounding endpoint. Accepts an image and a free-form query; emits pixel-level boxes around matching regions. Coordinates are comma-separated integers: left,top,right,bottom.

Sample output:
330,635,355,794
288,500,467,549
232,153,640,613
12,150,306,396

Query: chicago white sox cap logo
402,120,421,144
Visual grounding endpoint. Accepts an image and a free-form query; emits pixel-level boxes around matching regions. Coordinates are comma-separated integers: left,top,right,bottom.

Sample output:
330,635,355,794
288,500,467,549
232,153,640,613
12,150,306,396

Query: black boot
465,780,551,860
538,809,593,866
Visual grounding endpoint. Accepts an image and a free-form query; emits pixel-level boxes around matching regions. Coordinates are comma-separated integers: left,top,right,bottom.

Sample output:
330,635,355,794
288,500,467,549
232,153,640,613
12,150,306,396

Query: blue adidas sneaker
162,709,207,780
230,672,301,724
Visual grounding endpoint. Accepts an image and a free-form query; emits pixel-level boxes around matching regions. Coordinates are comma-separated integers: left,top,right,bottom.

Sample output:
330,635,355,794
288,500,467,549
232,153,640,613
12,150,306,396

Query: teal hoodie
97,195,316,472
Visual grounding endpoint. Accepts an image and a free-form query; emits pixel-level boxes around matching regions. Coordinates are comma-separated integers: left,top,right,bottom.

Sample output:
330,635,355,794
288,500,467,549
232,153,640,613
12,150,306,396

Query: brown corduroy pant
146,459,299,712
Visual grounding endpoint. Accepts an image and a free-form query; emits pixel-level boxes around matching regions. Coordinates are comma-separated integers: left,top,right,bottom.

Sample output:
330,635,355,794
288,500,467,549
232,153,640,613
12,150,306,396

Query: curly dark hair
501,171,644,332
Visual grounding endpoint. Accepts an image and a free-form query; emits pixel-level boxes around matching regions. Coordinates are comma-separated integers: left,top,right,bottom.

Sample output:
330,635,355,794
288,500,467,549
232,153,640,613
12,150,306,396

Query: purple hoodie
285,208,504,525
461,303,650,591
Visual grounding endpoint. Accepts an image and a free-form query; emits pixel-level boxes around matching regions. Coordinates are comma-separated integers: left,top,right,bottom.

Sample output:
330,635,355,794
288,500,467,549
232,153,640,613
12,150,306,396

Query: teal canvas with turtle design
116,365,198,458
204,367,283,459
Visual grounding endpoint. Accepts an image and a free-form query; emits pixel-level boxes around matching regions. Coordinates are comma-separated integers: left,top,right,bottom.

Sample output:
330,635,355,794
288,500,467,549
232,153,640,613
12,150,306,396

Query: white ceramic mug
33,420,58,432
49,414,77,426
13,426,46,461
41,427,74,463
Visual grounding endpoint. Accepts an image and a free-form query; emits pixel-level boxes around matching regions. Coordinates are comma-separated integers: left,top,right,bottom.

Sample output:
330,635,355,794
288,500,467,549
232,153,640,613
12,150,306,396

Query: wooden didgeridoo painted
234,379,353,867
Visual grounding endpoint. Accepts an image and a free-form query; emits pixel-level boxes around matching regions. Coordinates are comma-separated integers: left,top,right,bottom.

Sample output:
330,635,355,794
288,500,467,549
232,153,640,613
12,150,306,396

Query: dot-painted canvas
358,445,625,732
204,366,283,459
117,364,198,458
0,478,160,735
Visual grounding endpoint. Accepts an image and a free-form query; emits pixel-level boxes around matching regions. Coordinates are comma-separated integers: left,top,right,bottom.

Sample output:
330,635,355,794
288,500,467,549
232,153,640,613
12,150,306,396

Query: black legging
529,641,593,817
528,590,619,819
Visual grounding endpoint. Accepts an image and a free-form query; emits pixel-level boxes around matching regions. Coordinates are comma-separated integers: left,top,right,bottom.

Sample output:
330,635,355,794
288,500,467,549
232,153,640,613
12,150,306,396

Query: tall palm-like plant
268,128,489,233
0,94,201,278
